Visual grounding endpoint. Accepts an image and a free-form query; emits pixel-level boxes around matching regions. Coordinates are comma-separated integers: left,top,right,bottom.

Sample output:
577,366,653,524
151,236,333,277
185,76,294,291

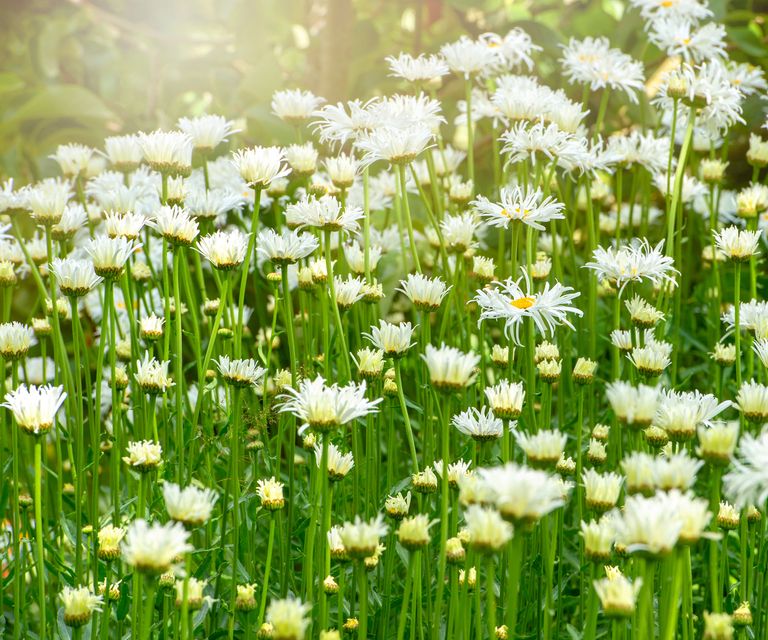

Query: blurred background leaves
0,0,765,182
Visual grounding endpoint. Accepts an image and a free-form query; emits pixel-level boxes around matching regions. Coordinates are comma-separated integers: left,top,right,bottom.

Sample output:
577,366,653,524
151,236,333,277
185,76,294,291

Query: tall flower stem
358,562,369,640
235,188,262,358
324,229,351,381
140,578,157,640
34,436,46,640
464,77,475,184
397,164,421,274
228,386,243,640
666,106,696,259
734,262,742,389
485,556,497,640
257,513,277,626
505,533,524,639
172,249,185,482
393,360,419,472
69,296,86,583
432,393,452,639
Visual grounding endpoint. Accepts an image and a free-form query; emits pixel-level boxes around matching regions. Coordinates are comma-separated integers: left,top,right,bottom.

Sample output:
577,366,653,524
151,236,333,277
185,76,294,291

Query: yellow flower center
511,296,535,309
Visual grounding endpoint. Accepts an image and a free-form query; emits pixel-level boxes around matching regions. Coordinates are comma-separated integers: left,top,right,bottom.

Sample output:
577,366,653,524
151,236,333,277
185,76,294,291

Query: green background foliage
0,0,765,182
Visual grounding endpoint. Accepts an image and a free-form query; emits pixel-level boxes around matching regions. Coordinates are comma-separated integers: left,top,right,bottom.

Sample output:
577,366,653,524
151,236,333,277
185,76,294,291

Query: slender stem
34,438,46,640
257,514,277,626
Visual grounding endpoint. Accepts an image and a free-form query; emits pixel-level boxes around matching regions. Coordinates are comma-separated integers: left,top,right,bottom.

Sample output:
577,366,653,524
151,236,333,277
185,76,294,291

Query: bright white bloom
480,28,541,71
344,242,382,274
585,239,677,294
271,89,324,123
123,440,163,471
653,389,730,442
515,429,567,466
453,406,503,441
135,353,174,394
140,314,164,340
151,205,199,246
713,226,761,262
314,442,355,480
472,186,564,231
325,153,359,188
285,143,319,175
338,514,388,558
177,114,240,152
653,451,702,492
266,596,312,640
464,505,513,551
583,469,624,511
104,211,151,240
26,178,71,225
612,491,682,557
478,463,568,523
422,343,479,391
231,146,291,187
629,0,712,21
3,384,66,435
386,52,449,85
0,321,34,360
122,519,192,574
363,320,415,357
627,341,672,378
86,236,139,278
697,421,739,464
649,17,726,63
163,483,218,526
736,381,768,423
333,275,366,309
396,274,451,311
606,382,659,427
312,98,378,146
103,134,143,171
485,379,525,419
278,375,381,433
285,194,363,233
724,429,768,508
474,270,582,345
257,228,318,265
196,229,249,270
560,36,645,102
50,143,94,177
138,130,193,174
50,257,103,297
257,477,285,510
440,36,498,77
60,585,103,627
593,567,642,618
357,125,434,167
215,356,267,388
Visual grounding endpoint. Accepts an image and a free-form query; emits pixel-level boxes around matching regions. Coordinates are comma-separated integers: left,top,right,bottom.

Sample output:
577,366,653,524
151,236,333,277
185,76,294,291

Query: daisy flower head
648,16,726,63
277,375,381,434
396,273,451,311
386,52,449,88
485,379,525,420
103,134,143,172
474,270,582,345
2,384,66,435
285,194,363,233
338,514,388,559
151,205,199,246
215,355,267,388
560,36,645,103
606,382,660,428
472,186,565,231
479,28,541,72
697,421,740,465
357,124,434,167
122,519,192,574
422,343,480,392
50,143,94,178
629,0,712,22
50,257,103,297
515,428,567,468
271,89,325,124
135,353,174,395
163,482,218,527
196,229,249,270
611,491,682,558
363,320,416,358
265,596,312,640
26,177,71,226
138,130,193,176
257,477,286,510
231,146,291,187
440,35,498,78
478,463,568,526
464,505,513,553
123,440,163,472
86,236,140,279
177,114,240,153
713,226,761,262
0,321,34,360
584,239,677,295
440,211,480,254
104,211,151,241
257,228,319,265
593,568,642,619
452,406,504,442
60,585,103,628
311,98,378,147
